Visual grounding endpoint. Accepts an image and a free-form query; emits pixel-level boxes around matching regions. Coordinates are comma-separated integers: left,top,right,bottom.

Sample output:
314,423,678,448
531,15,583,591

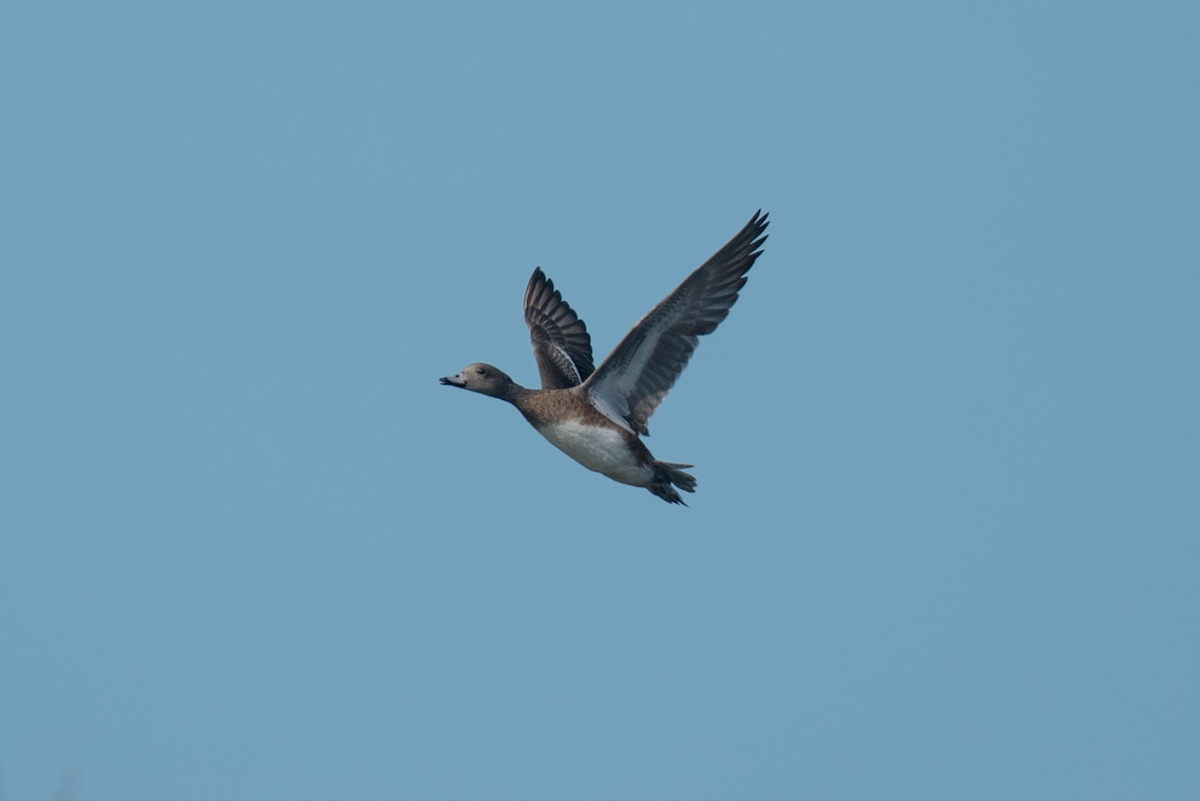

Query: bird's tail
648,461,697,505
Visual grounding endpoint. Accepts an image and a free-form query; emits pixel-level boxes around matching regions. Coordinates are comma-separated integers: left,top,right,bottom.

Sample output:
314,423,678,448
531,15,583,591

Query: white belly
537,420,652,486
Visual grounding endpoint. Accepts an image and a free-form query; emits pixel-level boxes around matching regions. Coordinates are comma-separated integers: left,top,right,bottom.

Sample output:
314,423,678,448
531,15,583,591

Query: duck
440,211,768,504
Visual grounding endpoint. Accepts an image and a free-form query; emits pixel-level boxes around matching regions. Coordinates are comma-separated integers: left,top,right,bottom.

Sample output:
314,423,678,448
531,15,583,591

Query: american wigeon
441,211,768,504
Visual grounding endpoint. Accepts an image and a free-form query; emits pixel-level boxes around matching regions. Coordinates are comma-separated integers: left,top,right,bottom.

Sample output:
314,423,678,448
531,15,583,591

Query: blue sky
2,1,1197,799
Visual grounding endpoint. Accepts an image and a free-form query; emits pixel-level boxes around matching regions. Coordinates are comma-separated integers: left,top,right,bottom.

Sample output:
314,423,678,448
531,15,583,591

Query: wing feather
524,268,595,390
583,211,768,435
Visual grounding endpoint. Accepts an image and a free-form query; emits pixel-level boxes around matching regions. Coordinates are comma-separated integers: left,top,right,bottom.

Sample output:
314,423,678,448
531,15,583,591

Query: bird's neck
497,381,529,405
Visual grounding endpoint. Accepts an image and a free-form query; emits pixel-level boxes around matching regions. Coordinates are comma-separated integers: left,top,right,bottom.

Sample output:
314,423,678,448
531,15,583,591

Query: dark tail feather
660,461,696,492
648,461,697,505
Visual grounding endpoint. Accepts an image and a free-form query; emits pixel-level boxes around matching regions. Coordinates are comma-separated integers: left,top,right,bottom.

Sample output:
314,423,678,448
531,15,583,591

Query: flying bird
440,211,768,504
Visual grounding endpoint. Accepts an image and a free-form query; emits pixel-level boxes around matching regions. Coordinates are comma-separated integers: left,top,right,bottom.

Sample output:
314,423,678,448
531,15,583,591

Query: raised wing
583,211,768,435
524,267,596,390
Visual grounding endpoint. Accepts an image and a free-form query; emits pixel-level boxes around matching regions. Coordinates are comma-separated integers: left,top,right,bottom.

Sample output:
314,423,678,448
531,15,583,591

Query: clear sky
2,1,1197,799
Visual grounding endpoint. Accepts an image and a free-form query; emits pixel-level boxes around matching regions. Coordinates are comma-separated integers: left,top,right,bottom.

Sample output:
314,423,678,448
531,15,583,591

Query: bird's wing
582,211,768,435
524,267,595,390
